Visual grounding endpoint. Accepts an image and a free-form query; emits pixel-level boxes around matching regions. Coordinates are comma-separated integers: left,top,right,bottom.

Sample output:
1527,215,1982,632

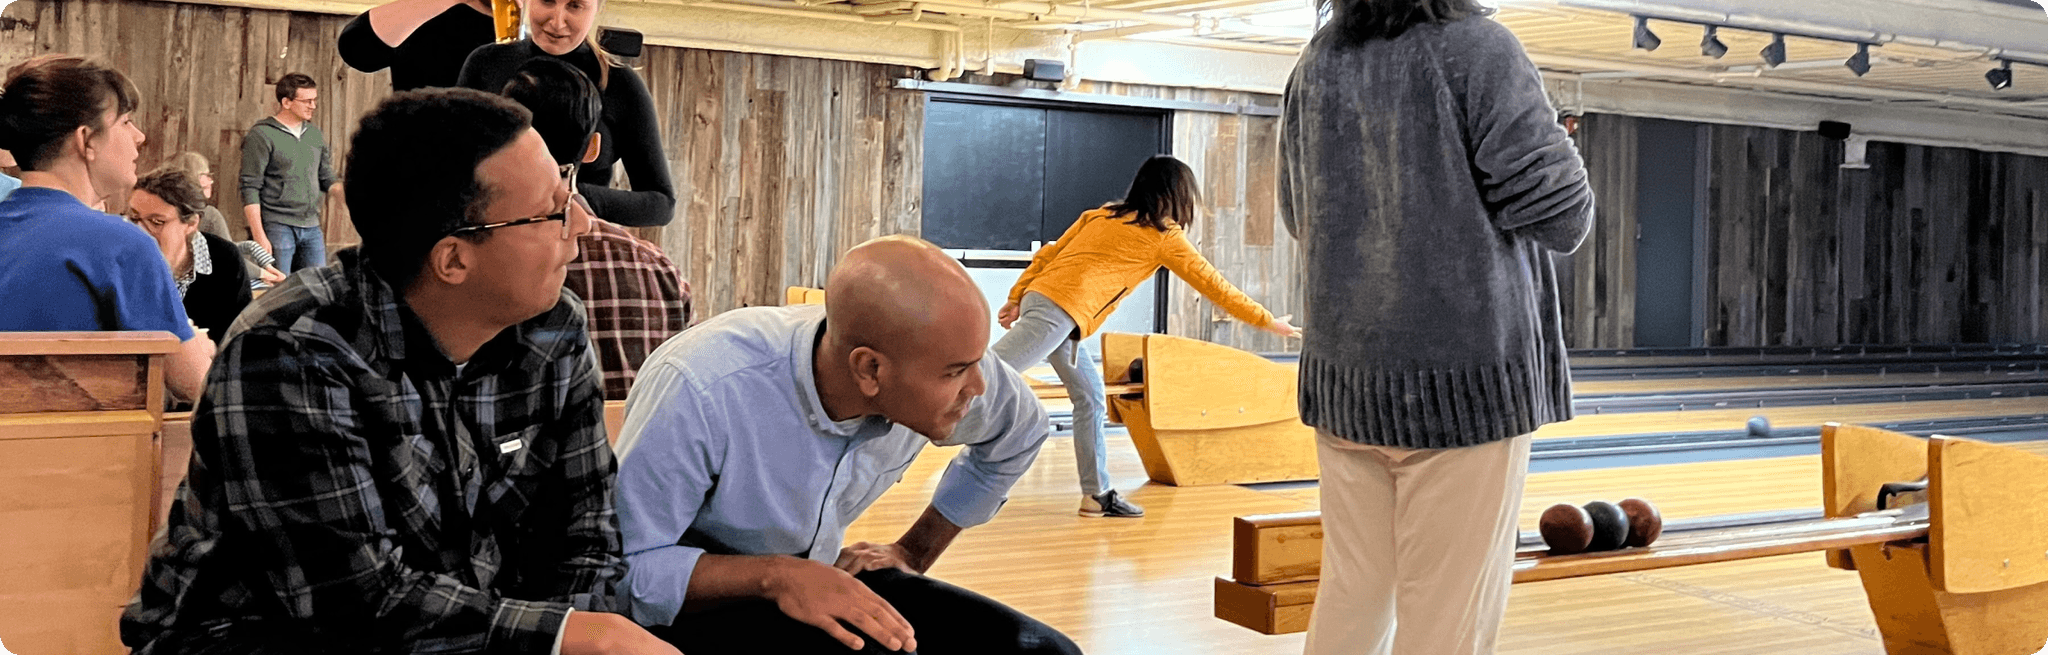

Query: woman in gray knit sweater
1279,0,1594,653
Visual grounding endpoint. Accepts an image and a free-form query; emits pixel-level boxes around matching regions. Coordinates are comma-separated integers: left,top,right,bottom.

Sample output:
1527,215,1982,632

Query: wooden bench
0,331,180,655
1100,332,1317,486
1213,423,2048,654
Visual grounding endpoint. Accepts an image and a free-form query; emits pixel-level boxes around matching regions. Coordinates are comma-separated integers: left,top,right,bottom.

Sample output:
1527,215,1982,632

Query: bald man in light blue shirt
614,236,1082,655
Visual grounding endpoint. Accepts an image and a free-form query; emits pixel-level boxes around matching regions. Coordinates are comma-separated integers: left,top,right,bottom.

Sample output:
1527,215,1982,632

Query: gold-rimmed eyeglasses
445,163,583,240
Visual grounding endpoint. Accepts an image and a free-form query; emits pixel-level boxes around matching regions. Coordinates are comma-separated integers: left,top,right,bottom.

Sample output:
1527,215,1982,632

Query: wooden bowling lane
1533,396,2048,440
1017,365,2048,417
1572,368,2048,395
845,430,2048,655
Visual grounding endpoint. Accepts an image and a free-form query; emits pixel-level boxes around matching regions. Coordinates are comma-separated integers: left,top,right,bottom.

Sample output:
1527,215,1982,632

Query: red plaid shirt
564,219,691,400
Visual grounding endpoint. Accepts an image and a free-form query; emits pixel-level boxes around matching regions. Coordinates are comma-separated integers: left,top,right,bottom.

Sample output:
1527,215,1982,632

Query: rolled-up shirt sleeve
929,354,1050,528
613,361,722,627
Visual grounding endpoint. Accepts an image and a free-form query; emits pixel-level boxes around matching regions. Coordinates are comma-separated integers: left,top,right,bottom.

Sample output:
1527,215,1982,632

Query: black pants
649,568,1082,655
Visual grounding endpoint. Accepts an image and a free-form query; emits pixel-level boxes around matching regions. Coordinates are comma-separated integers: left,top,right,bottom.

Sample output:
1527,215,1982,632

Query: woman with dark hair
0,54,216,403
127,169,251,344
993,154,1301,518
1280,0,1593,652
152,151,288,287
457,0,677,228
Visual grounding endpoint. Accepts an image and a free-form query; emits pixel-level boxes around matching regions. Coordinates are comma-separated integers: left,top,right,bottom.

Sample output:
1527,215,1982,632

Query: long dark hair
0,55,140,171
1318,0,1492,42
1106,155,1200,232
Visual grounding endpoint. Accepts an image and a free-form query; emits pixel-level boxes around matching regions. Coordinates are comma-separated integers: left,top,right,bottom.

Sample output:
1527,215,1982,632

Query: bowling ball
1583,501,1631,552
1619,497,1663,547
1746,415,1772,437
1539,503,1594,555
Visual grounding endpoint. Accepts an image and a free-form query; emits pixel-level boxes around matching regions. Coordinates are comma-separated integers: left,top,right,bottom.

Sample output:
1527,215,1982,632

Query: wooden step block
1233,511,1322,585
1213,577,1317,635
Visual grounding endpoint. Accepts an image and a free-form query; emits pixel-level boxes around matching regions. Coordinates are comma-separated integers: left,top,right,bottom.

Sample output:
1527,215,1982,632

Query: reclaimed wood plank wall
1703,124,2048,346
1561,113,1639,349
1,0,377,242
631,48,925,315
8,0,2040,348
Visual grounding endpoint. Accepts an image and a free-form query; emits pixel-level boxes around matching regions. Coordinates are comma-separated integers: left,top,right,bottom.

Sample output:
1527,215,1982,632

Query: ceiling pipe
1070,23,1188,42
647,0,964,31
851,0,1200,28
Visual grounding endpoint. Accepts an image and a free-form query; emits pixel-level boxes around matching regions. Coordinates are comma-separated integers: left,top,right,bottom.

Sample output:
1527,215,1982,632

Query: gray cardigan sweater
1280,16,1594,449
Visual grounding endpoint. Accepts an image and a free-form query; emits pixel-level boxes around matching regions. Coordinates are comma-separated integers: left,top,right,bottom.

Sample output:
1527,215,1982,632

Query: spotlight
1700,25,1728,59
1760,33,1787,68
1845,43,1872,76
1987,60,2013,91
1633,16,1661,52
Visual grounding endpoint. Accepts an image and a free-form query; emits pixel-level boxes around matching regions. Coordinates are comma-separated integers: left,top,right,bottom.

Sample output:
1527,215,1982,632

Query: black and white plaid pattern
123,249,623,654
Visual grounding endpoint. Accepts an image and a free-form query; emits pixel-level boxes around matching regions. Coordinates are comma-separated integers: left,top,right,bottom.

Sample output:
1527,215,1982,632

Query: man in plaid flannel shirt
501,57,690,402
565,219,689,399
121,89,676,655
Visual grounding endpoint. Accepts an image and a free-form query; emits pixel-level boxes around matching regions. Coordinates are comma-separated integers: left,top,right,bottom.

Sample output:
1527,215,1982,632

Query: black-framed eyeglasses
446,163,582,240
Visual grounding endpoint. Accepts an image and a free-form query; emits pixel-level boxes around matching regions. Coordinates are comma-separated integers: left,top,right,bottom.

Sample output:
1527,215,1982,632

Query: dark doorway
920,95,1172,344
1632,118,1705,347
921,98,1168,251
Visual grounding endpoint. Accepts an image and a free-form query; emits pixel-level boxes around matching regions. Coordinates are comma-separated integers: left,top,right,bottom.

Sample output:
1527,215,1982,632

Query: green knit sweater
239,117,336,228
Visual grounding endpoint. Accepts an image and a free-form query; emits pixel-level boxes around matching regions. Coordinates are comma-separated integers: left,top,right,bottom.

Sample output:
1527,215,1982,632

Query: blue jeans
262,222,325,273
991,292,1111,497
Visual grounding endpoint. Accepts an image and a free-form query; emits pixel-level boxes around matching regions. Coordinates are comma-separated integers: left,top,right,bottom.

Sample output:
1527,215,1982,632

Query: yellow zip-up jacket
1007,207,1278,338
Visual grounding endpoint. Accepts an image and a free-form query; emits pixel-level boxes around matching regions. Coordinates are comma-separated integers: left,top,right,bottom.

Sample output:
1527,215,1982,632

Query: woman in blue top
0,55,215,401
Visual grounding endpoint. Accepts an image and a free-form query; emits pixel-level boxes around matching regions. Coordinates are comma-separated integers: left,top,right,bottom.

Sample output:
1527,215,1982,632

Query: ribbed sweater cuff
1296,350,1571,449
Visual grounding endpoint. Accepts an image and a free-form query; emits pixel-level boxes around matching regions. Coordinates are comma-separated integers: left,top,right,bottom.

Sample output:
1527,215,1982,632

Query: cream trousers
1303,430,1533,655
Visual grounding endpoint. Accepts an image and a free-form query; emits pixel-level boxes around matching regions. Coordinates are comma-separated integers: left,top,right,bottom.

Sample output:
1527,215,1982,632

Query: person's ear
72,125,95,163
422,238,474,286
850,346,885,397
581,133,601,164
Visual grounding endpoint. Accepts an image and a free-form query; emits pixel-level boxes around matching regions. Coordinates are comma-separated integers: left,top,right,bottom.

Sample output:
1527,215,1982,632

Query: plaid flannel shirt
562,218,690,400
123,248,624,654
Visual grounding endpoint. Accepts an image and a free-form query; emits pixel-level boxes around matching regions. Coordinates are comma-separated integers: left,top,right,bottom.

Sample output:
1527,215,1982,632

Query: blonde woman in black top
458,0,677,227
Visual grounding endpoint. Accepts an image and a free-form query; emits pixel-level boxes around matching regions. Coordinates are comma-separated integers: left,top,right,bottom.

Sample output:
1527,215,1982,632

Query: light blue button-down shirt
613,305,1050,626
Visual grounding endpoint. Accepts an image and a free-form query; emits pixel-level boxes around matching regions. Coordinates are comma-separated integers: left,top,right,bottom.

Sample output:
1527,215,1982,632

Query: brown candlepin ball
1619,497,1663,548
1539,503,1594,555
1582,501,1631,552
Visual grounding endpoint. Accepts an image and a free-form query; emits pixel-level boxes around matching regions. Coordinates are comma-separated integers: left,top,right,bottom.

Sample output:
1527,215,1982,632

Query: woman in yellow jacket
995,155,1300,517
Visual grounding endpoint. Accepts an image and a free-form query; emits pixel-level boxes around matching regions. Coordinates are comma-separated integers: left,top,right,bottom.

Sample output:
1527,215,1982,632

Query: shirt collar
175,231,210,297
788,309,879,438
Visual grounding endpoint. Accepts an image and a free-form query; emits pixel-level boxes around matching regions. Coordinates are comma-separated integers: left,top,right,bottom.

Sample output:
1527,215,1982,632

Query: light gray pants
990,292,1112,496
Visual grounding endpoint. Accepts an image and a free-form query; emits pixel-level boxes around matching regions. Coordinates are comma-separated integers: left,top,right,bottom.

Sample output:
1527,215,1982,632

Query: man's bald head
819,235,993,441
824,235,989,355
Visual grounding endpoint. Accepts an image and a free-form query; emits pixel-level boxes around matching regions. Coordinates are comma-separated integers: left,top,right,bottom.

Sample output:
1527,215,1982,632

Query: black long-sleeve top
337,4,495,92
184,232,252,344
458,41,677,228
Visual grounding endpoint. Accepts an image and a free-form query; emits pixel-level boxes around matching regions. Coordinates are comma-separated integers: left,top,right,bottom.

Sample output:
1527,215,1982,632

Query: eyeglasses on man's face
445,163,584,241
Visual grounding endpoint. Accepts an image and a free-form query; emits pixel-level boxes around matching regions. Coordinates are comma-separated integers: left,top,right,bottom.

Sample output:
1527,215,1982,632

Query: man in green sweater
240,72,338,273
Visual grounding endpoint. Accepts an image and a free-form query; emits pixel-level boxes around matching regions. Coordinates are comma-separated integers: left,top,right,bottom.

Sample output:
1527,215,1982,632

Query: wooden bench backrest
0,331,178,655
786,286,826,305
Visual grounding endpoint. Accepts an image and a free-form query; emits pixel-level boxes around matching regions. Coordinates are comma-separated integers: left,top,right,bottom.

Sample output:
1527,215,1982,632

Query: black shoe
1080,490,1145,518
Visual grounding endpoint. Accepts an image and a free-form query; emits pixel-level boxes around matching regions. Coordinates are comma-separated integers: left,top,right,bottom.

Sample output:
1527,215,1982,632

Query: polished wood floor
845,426,2048,655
